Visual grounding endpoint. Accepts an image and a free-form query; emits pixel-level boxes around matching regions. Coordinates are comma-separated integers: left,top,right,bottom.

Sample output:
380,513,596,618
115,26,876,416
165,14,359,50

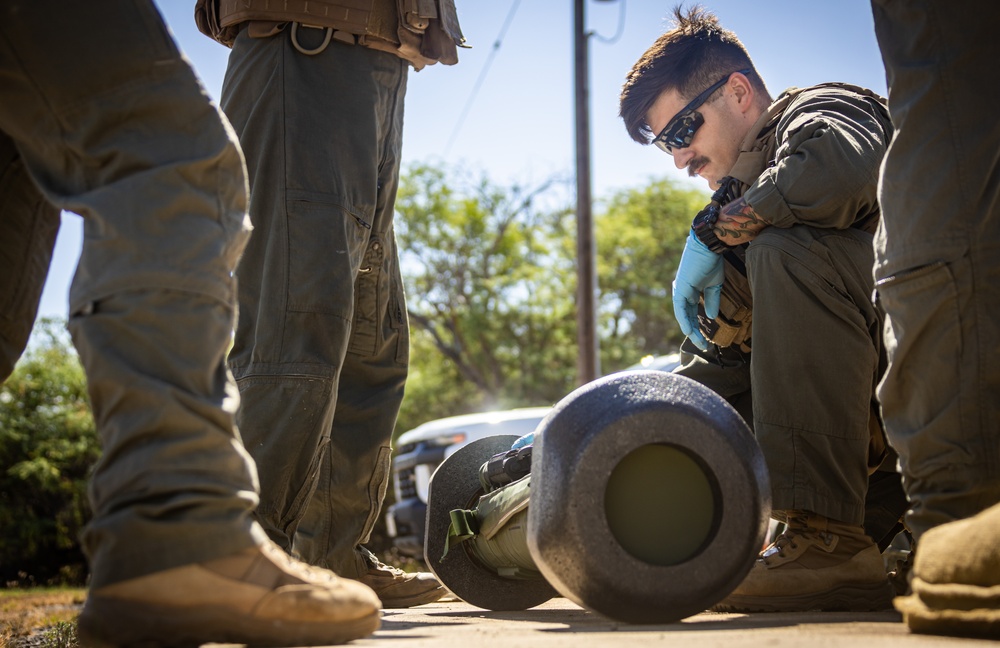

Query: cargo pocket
875,260,962,448
286,196,370,316
360,445,393,544
348,237,386,356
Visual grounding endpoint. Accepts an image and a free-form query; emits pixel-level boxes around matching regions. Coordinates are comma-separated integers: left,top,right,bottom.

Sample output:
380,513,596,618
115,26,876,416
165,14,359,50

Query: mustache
687,156,710,177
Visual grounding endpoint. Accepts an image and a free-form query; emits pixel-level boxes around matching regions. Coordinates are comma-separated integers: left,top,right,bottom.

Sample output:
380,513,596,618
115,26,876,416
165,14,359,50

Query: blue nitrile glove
511,432,534,450
672,229,724,351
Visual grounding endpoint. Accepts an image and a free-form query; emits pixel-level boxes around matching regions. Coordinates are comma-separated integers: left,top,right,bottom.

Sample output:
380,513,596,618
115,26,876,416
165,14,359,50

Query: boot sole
713,581,895,613
379,585,446,609
77,597,380,647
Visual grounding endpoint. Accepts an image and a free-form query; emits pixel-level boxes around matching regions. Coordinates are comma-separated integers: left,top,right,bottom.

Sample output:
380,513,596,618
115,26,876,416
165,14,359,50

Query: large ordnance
424,370,771,624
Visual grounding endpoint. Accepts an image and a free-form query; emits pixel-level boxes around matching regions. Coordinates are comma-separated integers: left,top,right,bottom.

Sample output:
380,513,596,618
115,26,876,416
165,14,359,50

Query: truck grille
396,466,418,500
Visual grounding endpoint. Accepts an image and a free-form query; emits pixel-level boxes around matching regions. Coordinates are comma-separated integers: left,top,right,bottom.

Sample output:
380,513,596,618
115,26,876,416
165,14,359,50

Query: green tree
395,164,579,423
595,178,708,371
394,327,483,436
393,166,706,435
0,318,97,586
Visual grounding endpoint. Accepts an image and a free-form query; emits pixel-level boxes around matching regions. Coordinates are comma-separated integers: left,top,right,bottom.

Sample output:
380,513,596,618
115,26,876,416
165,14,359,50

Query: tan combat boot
77,540,381,647
714,510,894,612
896,502,1000,637
356,550,445,608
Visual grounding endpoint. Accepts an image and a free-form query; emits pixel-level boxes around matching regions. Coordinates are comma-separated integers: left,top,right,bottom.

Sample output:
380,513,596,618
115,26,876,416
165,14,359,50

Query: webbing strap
441,508,478,561
440,474,534,561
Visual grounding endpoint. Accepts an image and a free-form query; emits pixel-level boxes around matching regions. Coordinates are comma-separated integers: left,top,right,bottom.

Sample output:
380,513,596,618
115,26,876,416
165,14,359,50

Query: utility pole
574,0,600,385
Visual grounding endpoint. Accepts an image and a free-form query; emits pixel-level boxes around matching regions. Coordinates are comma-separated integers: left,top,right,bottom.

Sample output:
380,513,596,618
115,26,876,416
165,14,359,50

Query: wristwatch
691,204,727,254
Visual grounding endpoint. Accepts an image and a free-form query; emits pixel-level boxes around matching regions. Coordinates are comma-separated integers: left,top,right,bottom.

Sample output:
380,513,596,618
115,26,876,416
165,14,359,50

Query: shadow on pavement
403,606,904,634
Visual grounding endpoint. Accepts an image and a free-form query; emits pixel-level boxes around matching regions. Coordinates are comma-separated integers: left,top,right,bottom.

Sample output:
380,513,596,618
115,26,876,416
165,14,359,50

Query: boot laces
362,548,406,577
761,521,834,566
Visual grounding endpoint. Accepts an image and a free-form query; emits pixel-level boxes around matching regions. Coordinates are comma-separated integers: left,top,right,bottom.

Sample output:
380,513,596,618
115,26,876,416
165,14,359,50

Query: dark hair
619,5,769,145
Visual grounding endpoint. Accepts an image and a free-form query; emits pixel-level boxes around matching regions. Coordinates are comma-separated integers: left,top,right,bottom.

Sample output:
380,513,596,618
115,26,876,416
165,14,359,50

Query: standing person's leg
0,2,379,644
222,25,438,605
872,0,1000,543
294,224,409,567
0,131,60,379
873,0,1000,637
289,38,411,581
295,226,442,608
221,25,406,550
1,0,257,590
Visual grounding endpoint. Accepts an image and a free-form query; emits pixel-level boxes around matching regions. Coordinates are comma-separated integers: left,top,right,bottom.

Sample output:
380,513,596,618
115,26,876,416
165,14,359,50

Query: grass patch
0,588,84,648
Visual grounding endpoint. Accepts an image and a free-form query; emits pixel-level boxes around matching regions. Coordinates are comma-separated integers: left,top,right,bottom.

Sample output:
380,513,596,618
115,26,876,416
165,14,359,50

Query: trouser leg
674,342,754,426
71,290,260,588
864,468,907,550
221,27,409,565
872,0,1000,541
0,132,60,379
677,304,904,538
0,0,257,588
294,264,409,576
746,226,881,525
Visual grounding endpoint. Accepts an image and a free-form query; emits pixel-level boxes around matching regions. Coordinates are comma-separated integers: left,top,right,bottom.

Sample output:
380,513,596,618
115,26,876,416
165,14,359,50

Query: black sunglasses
652,68,752,155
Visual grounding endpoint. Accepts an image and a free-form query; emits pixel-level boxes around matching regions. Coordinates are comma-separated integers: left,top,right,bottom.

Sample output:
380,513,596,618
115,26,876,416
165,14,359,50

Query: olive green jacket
743,84,893,230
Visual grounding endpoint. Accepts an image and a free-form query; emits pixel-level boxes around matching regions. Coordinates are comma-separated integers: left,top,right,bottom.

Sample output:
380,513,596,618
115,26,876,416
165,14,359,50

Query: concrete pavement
356,597,992,648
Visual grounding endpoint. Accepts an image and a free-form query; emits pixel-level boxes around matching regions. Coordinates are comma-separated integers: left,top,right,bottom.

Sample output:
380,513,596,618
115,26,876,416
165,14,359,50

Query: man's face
646,84,748,190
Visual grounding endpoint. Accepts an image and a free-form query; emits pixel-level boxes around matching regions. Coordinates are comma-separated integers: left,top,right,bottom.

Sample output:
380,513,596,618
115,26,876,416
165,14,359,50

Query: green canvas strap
441,508,478,561
441,474,533,561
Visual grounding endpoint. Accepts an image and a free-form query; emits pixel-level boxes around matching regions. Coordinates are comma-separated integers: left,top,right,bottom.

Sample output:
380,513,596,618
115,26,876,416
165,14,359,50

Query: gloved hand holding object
672,229,724,351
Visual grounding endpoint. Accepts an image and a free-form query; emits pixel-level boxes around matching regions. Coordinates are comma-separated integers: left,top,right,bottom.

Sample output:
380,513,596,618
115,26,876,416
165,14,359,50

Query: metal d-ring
291,22,333,55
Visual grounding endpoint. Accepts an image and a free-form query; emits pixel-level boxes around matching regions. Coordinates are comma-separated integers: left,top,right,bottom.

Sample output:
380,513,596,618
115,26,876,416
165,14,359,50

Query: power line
443,0,522,157
590,0,626,45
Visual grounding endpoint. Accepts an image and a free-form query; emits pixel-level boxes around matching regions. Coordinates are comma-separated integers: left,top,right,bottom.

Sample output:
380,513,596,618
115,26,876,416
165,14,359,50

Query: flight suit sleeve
742,89,890,229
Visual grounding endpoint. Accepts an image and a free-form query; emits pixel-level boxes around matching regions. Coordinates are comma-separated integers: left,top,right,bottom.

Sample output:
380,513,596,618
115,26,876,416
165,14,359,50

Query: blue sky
35,0,887,320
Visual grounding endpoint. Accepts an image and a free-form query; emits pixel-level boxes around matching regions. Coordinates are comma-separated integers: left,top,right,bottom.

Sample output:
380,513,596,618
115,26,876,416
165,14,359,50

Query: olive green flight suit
221,25,409,578
676,86,895,529
872,0,1000,541
0,0,260,588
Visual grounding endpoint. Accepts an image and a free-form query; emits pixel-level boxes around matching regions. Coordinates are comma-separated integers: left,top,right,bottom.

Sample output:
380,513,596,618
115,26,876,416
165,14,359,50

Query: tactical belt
195,0,466,70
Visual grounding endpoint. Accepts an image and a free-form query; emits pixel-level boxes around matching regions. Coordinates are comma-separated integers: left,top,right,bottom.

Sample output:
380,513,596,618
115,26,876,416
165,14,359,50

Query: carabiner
291,22,333,56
